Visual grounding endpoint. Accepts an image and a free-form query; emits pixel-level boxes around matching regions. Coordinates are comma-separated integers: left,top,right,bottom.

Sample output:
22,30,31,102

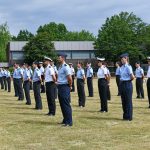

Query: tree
95,12,147,64
0,23,11,62
37,22,95,41
37,22,68,41
65,30,95,41
24,32,56,64
12,30,34,41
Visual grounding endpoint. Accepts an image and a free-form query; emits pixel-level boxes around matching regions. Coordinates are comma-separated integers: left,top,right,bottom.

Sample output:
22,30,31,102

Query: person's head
32,61,38,69
44,56,52,66
69,63,73,68
57,52,67,64
77,62,83,68
97,57,105,67
120,53,129,65
14,63,19,68
86,63,91,68
38,62,43,67
135,62,140,68
25,63,30,69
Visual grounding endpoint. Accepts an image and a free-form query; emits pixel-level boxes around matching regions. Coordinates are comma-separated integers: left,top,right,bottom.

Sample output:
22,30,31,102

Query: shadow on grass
19,120,57,126
80,116,122,121
10,112,44,116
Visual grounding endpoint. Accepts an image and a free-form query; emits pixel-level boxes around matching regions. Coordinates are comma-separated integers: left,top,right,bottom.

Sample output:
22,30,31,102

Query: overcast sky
0,0,150,36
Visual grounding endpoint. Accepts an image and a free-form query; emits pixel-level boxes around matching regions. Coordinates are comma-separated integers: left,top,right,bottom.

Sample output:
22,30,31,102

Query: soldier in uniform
77,62,86,107
32,61,42,110
115,62,121,96
3,68,7,91
6,67,11,92
120,53,134,121
50,60,58,99
86,63,94,97
69,63,75,92
97,58,109,112
57,52,73,127
13,65,18,97
39,62,45,93
135,61,144,99
29,66,33,90
44,56,56,116
147,57,150,108
23,63,31,105
14,63,24,101
0,68,4,89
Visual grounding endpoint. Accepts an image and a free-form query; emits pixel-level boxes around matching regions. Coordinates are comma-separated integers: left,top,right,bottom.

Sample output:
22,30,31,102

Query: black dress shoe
62,124,72,127
148,106,150,108
136,96,140,99
26,102,31,105
58,121,65,125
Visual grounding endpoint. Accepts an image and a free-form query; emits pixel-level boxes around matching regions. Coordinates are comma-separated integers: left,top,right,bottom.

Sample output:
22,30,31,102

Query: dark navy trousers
120,81,133,120
136,78,144,98
58,84,72,125
116,75,121,95
23,81,31,104
87,77,93,97
147,78,150,106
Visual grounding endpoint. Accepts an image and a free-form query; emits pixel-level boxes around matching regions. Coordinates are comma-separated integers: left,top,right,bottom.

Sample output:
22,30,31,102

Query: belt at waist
121,80,131,82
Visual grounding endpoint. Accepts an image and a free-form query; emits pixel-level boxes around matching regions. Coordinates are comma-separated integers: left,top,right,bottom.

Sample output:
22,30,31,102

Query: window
72,51,90,59
12,52,24,60
91,52,95,58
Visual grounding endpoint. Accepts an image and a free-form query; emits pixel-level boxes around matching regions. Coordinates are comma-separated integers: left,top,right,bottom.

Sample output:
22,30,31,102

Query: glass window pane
91,52,95,58
12,52,24,60
72,51,90,59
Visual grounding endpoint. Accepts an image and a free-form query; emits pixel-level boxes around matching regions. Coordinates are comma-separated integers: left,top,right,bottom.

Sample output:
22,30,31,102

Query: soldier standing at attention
3,68,7,91
13,65,18,97
0,68,4,89
69,63,75,92
57,52,73,127
23,63,32,105
147,57,150,108
115,62,121,96
97,58,109,112
86,63,94,97
6,67,11,92
32,61,42,110
44,56,56,116
39,62,45,93
135,61,144,99
77,62,86,107
50,60,58,99
29,66,33,90
120,53,134,121
14,63,24,101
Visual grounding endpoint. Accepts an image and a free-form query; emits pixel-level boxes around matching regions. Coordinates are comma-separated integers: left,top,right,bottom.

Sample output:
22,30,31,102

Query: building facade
8,41,96,65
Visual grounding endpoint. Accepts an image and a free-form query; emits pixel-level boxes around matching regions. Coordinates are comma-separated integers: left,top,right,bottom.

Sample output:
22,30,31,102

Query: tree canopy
0,23,11,62
12,30,34,41
23,32,56,64
94,12,148,64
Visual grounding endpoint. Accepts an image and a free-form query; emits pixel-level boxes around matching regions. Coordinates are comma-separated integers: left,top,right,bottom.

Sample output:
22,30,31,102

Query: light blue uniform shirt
86,67,93,78
33,67,41,82
23,68,31,81
6,71,11,78
97,66,107,79
135,67,144,78
0,69,3,77
120,64,133,81
13,69,17,78
115,67,120,75
57,63,71,85
77,68,85,79
3,70,7,77
15,67,23,79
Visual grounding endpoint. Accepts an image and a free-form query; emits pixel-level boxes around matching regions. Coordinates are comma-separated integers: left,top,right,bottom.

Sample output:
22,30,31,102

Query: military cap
97,57,105,61
147,57,150,60
120,53,129,58
33,61,39,65
57,52,67,57
38,61,43,64
69,63,73,65
44,56,52,61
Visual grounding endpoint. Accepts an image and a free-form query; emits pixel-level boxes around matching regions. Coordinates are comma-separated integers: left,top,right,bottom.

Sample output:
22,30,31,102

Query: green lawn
0,78,150,150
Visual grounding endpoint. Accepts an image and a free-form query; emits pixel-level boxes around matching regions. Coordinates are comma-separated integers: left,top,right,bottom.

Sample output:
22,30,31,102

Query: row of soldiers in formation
0,53,150,126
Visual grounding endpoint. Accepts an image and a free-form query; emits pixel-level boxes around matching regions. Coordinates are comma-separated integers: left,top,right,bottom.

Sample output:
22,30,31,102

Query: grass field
0,78,150,150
